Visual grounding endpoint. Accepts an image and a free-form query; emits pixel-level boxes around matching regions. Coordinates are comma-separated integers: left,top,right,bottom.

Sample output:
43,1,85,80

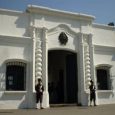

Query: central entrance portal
48,50,78,105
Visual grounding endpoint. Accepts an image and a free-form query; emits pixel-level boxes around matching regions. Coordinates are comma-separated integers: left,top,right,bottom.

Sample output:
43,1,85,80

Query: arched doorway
48,50,78,105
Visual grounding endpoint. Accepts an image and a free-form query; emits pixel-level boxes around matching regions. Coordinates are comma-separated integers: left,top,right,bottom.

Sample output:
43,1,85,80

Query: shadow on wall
112,54,115,61
0,92,28,109
15,13,30,37
15,14,33,60
19,92,36,109
111,77,115,97
0,62,6,91
0,73,5,91
0,63,29,109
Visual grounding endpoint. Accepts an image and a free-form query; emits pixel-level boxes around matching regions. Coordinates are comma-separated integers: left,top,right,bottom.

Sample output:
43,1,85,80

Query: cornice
0,8,29,18
93,23,115,30
94,44,115,52
47,24,78,37
0,34,30,39
0,8,23,15
27,5,95,22
0,34,31,43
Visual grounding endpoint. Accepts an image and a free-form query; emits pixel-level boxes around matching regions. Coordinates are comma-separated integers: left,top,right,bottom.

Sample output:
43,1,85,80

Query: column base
80,91,89,106
42,91,49,108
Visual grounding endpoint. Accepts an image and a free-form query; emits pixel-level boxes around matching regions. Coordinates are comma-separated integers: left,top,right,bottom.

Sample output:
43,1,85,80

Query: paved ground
0,104,115,115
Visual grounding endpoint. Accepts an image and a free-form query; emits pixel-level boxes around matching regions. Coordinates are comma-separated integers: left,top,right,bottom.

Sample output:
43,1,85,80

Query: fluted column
78,33,86,105
31,26,36,91
41,27,49,108
79,33,85,90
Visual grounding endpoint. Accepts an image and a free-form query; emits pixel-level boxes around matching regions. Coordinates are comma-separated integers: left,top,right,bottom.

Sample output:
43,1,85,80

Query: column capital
42,27,48,44
88,34,93,46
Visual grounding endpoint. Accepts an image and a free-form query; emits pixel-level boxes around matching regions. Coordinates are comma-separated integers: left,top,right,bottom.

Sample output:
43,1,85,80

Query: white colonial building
0,5,115,109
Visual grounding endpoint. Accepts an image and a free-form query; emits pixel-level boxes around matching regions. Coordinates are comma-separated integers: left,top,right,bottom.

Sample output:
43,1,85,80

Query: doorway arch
48,50,78,105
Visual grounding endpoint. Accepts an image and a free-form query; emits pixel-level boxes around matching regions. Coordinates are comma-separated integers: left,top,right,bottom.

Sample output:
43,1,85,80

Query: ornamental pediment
47,24,78,38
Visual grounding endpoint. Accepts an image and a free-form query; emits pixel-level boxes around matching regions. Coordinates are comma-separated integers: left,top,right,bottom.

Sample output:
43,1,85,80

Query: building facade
0,5,115,109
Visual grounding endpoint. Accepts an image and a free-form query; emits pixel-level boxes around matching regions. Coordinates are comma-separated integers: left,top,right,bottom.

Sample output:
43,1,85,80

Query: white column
78,33,85,90
88,34,95,84
42,27,49,108
78,33,93,106
35,30,42,83
28,26,36,108
84,45,91,91
78,33,88,105
31,26,36,91
88,34,98,105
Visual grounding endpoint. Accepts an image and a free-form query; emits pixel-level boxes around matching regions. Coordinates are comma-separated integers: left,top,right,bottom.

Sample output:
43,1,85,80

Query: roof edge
0,8,23,14
27,5,95,21
93,23,115,30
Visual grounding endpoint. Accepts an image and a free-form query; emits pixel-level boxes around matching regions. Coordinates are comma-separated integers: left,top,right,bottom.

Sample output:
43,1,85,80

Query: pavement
0,104,115,115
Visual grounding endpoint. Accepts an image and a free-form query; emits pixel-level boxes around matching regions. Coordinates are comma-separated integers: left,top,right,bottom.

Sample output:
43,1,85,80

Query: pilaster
78,33,85,91
41,27,49,108
78,32,93,106
88,34,98,105
31,26,36,90
78,33,87,105
28,26,36,108
83,35,91,91
35,28,42,83
32,26,49,108
88,34,95,84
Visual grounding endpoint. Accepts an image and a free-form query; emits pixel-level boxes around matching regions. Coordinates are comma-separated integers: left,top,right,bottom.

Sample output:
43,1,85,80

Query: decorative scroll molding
83,34,91,91
32,26,48,84
35,28,43,82
30,26,44,83
47,24,78,38
84,45,91,90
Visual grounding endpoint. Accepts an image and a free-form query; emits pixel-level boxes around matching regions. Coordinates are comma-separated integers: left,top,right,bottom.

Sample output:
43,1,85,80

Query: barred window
6,61,26,91
96,64,112,90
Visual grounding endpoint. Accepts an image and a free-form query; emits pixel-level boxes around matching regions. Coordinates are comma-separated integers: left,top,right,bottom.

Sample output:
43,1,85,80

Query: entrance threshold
50,103,77,107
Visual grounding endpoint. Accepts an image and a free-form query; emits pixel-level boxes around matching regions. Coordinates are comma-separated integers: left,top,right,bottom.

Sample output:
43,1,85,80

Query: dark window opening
6,62,26,91
96,69,109,90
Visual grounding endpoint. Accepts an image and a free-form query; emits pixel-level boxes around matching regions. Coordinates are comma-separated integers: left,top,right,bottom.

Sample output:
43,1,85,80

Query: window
96,65,111,90
6,62,26,91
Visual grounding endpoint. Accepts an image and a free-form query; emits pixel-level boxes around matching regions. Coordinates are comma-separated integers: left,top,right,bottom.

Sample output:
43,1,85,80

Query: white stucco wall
34,14,92,34
47,27,79,51
0,5,115,109
0,36,34,109
93,24,115,105
93,24,115,47
0,9,29,37
34,13,81,31
94,47,115,104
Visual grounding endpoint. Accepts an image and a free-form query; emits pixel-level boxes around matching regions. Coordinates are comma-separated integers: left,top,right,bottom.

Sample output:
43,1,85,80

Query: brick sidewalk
0,104,115,115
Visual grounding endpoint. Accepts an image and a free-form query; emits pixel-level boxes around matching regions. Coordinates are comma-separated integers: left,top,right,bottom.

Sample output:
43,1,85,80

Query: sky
0,0,115,24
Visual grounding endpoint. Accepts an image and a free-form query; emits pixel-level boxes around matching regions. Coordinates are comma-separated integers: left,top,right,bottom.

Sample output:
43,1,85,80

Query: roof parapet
27,5,95,22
